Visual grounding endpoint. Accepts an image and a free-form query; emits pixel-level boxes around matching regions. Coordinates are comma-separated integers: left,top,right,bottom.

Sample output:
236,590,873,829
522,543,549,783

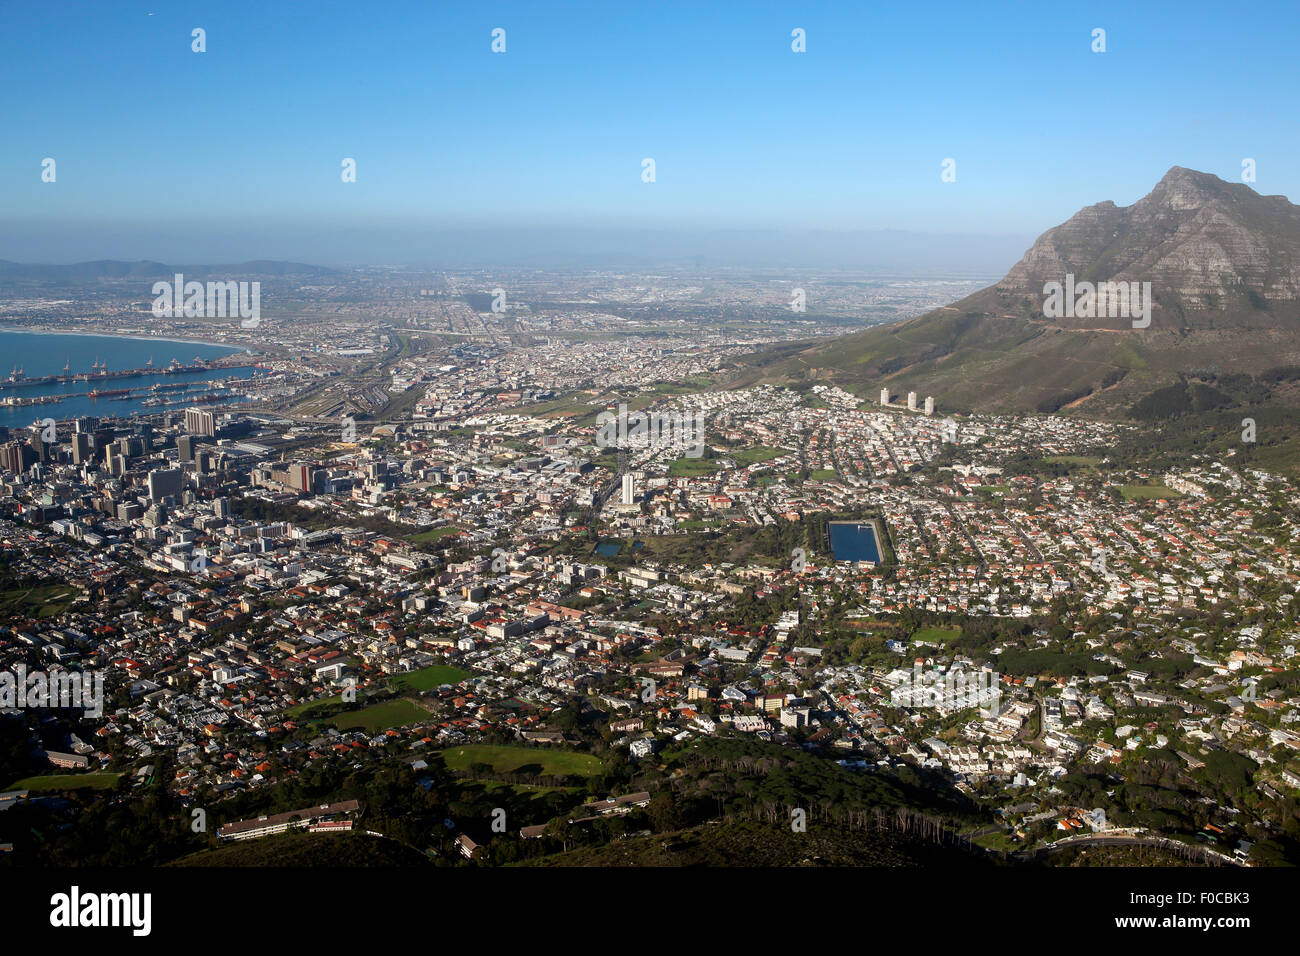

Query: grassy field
1045,455,1103,469
330,699,430,732
0,583,81,620
912,626,962,645
668,457,720,478
391,665,472,692
438,744,604,777
1119,483,1182,500
285,692,352,718
808,469,838,481
972,830,1022,853
730,446,787,466
7,772,120,791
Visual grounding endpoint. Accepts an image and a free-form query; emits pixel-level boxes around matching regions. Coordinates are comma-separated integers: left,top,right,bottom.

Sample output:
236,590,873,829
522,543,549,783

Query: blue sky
1,0,1296,266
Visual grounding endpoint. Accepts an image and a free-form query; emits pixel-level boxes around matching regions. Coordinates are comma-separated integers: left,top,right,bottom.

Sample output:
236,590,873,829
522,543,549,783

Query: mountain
727,168,1300,417
989,166,1300,330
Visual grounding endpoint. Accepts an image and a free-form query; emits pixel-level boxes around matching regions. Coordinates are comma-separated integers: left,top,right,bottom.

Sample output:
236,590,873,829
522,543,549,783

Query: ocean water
0,330,258,427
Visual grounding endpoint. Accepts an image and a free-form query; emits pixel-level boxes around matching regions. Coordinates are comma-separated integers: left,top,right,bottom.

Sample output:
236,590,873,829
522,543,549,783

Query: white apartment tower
907,391,918,411
880,387,890,406
924,396,935,416
621,473,635,505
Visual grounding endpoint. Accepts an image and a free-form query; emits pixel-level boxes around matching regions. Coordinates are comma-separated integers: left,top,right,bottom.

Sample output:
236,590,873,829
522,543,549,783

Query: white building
880,387,890,406
924,396,935,416
907,391,918,411
620,473,635,505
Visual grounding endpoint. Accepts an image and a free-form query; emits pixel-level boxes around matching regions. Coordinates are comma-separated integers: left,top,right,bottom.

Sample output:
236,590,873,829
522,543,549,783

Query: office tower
621,473,635,505
880,388,890,406
75,416,98,434
213,497,231,519
185,407,216,437
177,435,196,462
924,396,935,416
72,432,92,465
0,441,35,474
147,467,185,503
907,391,918,411
289,463,315,493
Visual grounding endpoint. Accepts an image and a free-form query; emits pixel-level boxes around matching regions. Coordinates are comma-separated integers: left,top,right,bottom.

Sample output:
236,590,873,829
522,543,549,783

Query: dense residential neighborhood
3,344,1298,867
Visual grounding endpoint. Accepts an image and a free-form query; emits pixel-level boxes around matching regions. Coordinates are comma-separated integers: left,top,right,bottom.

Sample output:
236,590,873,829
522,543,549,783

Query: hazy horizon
0,223,1033,274
5,1,1297,272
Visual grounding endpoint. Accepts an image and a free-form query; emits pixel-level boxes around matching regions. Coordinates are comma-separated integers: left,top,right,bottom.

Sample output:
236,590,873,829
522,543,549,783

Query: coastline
0,325,245,352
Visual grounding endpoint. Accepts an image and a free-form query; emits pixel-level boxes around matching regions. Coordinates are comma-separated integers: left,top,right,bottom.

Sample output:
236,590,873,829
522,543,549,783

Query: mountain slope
727,168,1300,416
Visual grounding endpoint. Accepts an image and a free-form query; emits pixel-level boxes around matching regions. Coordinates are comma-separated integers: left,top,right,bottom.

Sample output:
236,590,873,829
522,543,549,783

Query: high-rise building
880,387,890,406
177,435,196,462
621,473,635,506
147,467,185,503
291,463,315,493
0,441,35,475
924,396,935,416
71,432,92,465
907,391,918,411
185,407,216,437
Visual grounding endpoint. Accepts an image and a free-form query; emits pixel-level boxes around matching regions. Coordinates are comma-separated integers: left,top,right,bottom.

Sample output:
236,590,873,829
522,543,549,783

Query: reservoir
828,520,883,564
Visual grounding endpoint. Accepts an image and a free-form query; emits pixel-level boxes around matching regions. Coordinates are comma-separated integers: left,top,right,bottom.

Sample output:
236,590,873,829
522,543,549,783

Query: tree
647,792,681,832
544,816,573,852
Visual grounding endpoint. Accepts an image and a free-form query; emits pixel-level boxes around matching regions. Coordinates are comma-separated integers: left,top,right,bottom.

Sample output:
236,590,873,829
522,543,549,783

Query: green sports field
6,772,120,791
329,699,430,732
437,744,604,777
912,626,962,645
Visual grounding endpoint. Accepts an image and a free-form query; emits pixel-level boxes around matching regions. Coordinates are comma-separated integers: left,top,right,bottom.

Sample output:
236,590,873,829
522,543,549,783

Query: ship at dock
0,356,222,390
